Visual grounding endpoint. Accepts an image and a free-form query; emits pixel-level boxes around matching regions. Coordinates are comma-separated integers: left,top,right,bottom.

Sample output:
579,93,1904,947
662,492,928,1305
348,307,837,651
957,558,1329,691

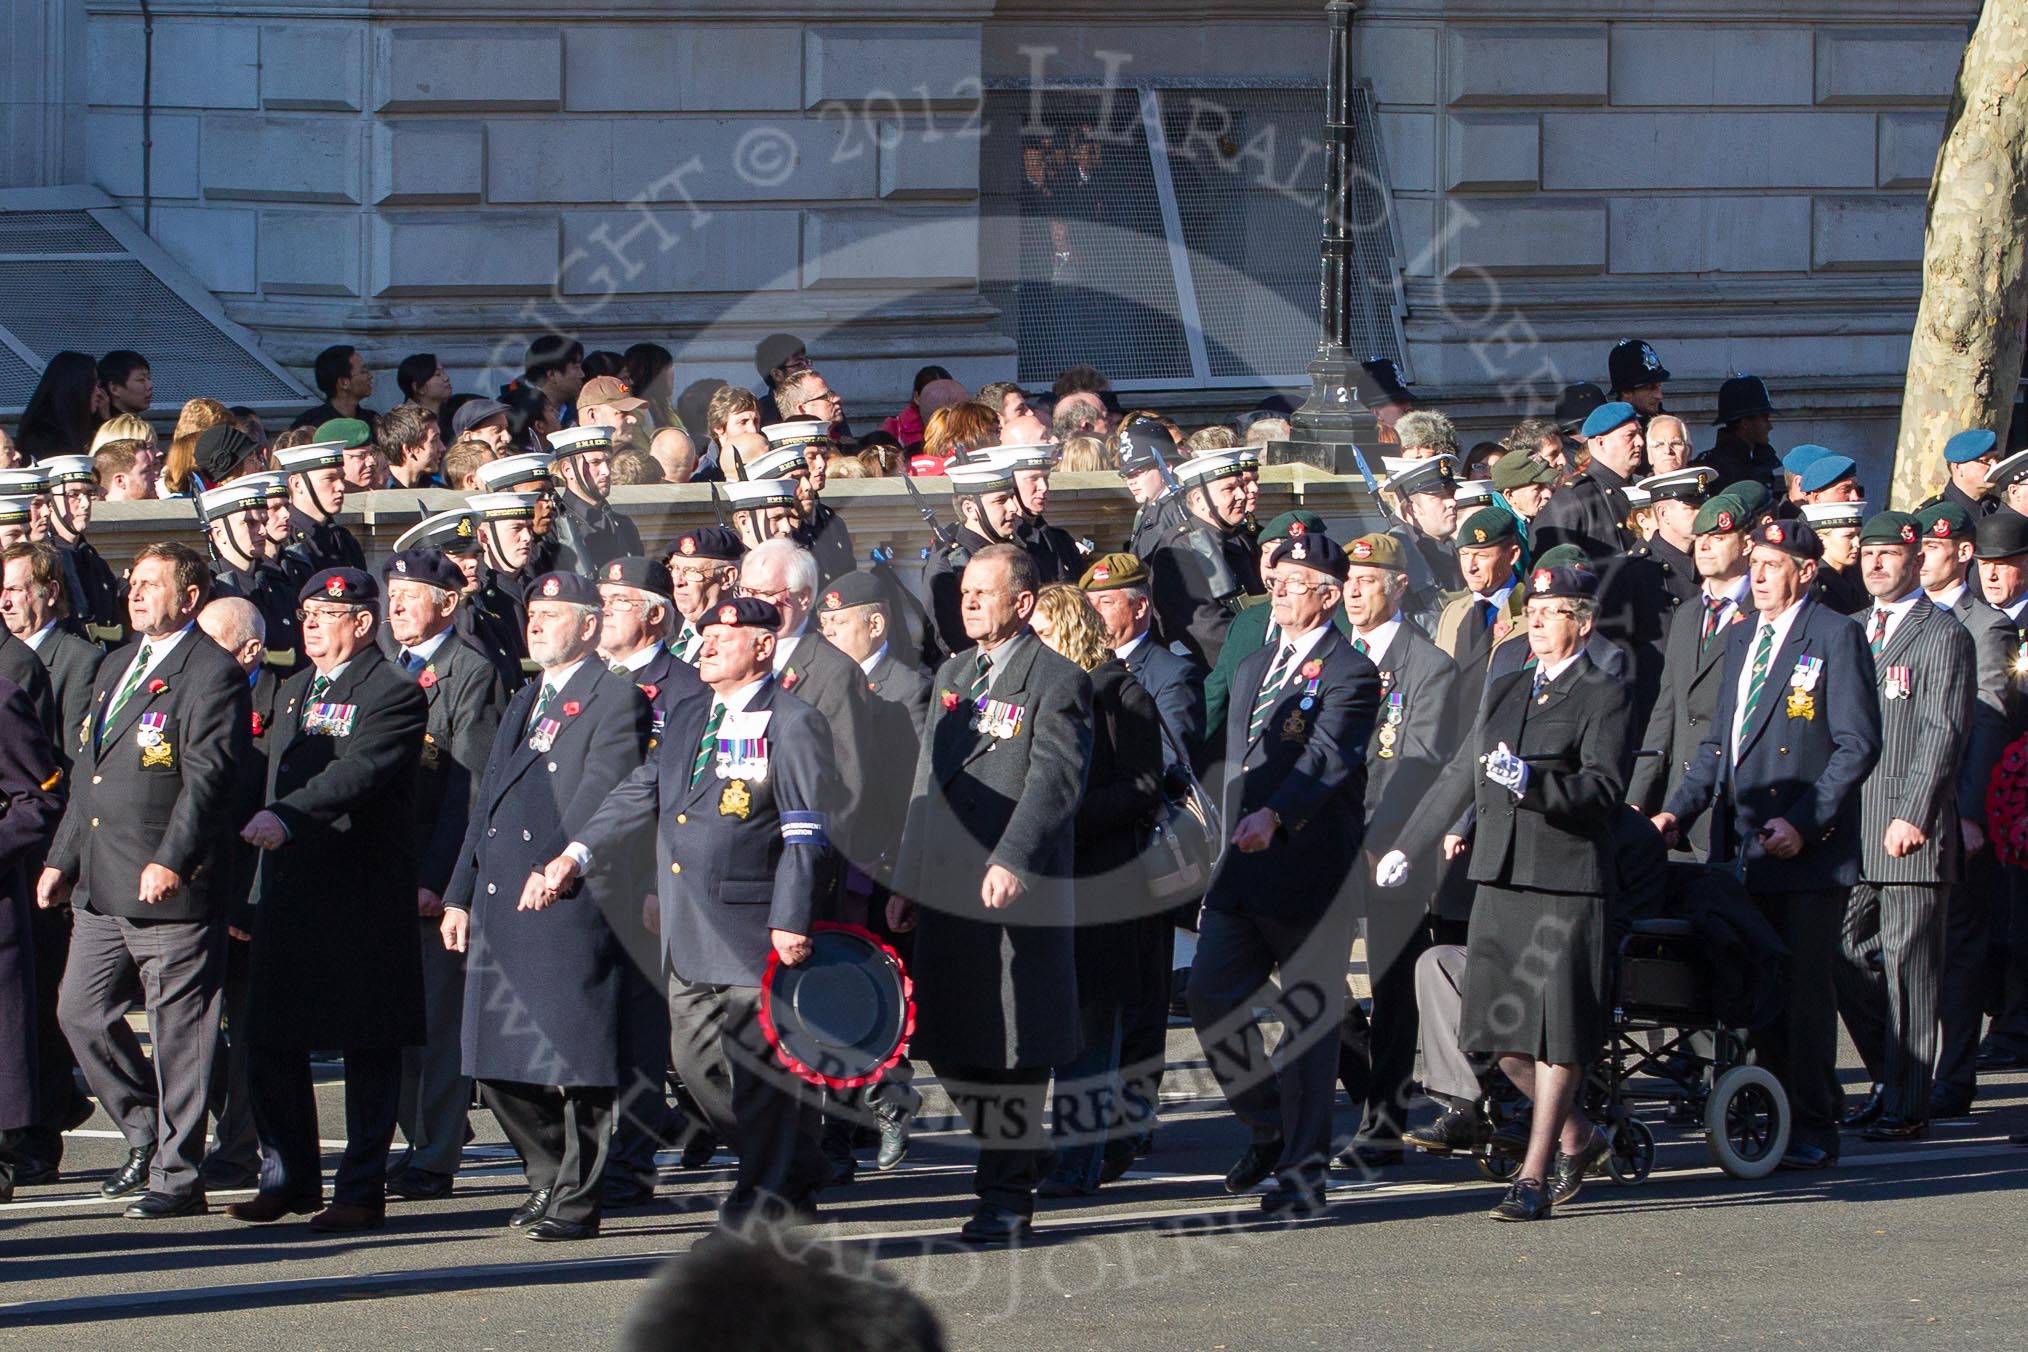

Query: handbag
1141,713,1221,904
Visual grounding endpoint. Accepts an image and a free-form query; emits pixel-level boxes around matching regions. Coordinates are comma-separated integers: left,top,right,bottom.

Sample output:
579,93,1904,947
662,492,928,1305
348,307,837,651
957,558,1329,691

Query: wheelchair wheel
1474,1149,1522,1184
1704,1064,1790,1179
1605,1118,1655,1184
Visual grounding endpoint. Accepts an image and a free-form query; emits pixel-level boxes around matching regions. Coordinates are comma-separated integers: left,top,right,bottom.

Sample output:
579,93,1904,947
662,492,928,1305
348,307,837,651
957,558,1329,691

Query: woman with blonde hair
918,401,1001,471
173,396,232,441
1029,583,1166,1196
160,432,201,498
90,412,157,457
1055,434,1114,474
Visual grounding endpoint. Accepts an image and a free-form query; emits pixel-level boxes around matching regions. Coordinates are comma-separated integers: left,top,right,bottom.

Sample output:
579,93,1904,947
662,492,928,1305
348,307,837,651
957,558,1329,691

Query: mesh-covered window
980,84,1403,390
0,213,302,413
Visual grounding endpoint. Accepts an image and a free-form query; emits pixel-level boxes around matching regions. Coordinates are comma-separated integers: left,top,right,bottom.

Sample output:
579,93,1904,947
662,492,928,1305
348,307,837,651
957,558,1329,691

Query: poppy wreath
1987,731,2028,870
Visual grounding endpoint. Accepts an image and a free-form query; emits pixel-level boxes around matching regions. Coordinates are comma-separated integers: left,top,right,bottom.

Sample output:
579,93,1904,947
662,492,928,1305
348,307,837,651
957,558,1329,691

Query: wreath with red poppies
1987,731,2028,869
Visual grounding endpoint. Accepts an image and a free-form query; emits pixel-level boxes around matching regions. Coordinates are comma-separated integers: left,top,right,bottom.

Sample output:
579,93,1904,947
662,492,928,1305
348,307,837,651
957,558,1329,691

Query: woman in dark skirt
1030,584,1166,1196
1442,565,1630,1221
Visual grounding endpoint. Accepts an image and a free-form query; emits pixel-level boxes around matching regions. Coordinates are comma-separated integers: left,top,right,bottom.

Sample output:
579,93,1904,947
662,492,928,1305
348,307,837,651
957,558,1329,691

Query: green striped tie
1248,644,1295,741
690,700,725,786
101,644,153,736
525,681,556,736
300,672,331,728
1738,622,1776,729
970,652,990,703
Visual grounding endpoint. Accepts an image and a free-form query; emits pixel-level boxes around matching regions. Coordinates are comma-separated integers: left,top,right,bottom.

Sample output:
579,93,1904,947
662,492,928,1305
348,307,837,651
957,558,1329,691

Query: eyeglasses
1269,577,1337,597
296,605,362,625
806,391,842,406
601,596,646,613
737,584,794,604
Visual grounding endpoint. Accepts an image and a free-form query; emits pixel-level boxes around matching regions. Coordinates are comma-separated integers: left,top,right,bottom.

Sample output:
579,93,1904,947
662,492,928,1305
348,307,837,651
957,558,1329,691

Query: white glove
1375,851,1409,888
1483,741,1529,798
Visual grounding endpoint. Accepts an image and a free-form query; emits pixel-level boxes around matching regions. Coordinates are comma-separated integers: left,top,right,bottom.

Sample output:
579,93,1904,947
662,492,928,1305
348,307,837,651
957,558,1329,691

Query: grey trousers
396,919,470,1178
1413,943,1480,1106
1836,882,1947,1121
57,908,224,1198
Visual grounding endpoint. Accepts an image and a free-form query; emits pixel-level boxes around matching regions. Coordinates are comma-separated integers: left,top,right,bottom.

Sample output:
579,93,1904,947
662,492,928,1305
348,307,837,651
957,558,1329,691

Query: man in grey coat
1836,512,1975,1141
891,544,1092,1245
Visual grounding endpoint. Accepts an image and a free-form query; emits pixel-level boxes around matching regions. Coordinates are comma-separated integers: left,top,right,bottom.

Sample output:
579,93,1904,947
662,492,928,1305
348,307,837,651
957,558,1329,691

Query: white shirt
2005,594,2028,623
1864,588,1924,655
610,642,661,675
1536,649,1585,686
1114,631,1150,663
772,625,807,673
1351,616,1402,668
1731,597,1807,760
1700,574,1751,628
107,624,194,713
533,658,587,703
1927,580,1968,612
857,642,890,677
23,621,57,653
401,628,453,668
1261,621,1333,691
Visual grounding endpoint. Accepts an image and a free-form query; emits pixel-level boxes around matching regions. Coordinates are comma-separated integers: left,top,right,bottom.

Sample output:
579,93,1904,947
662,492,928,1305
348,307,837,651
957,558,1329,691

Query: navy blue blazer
1203,624,1381,923
1122,634,1205,768
1663,597,1882,892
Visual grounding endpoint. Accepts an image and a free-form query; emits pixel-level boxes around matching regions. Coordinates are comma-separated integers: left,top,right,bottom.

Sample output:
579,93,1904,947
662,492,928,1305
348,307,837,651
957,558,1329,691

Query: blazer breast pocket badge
137,712,174,768
1281,708,1308,742
719,778,752,819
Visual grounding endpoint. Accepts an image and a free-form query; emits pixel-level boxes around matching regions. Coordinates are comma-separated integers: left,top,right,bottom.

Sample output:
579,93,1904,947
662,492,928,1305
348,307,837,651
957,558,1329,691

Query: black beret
381,548,465,593
667,524,746,563
817,571,888,612
598,555,673,600
194,424,258,484
1267,533,1350,581
704,596,783,630
526,571,600,606
1525,565,1599,600
1751,518,1823,561
300,567,377,606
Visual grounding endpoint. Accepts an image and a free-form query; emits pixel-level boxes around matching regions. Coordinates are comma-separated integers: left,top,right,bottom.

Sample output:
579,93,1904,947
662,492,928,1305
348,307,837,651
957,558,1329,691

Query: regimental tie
525,681,556,735
1701,595,1727,649
970,652,991,704
1869,607,1890,658
301,673,331,727
101,644,153,738
1248,643,1295,741
690,699,725,786
1353,636,1370,656
1739,621,1776,728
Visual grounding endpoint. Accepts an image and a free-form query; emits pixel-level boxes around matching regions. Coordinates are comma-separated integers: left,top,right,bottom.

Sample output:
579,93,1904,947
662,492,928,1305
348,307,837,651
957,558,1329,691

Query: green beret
1490,453,1557,492
315,418,373,450
1533,544,1591,571
1258,510,1329,544
1859,510,1920,546
1915,501,1974,543
1456,508,1521,549
1693,493,1747,535
1721,480,1773,524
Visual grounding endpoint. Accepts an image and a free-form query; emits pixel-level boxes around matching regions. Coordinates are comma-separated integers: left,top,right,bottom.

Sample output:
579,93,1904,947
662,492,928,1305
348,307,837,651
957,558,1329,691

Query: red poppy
249,712,265,737
641,683,658,700
1301,659,1323,680
782,670,800,691
417,669,438,689
562,701,581,717
941,689,960,711
146,679,166,695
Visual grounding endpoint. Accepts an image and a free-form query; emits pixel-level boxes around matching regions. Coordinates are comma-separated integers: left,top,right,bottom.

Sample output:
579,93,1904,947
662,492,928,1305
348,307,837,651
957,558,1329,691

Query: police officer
1629,491,1756,859
40,455,125,645
1146,449,1263,668
549,595,836,1228
1533,402,1641,561
546,425,643,576
199,478,303,673
273,438,365,586
378,548,511,1203
1699,374,1782,494
231,567,427,1232
994,445,1084,584
1120,420,1186,559
665,525,746,665
464,492,544,689
441,571,653,1242
1607,338,1669,419
921,459,1024,656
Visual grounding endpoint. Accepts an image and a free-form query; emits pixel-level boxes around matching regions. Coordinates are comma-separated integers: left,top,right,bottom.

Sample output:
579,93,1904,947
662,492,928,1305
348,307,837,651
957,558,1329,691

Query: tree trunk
1890,0,2028,510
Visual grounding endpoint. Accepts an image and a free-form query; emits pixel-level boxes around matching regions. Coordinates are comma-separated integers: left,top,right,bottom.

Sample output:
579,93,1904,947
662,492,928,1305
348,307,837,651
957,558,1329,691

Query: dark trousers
18,905,81,1167
931,1062,1052,1214
249,1046,402,1206
1187,906,1354,1181
57,909,223,1198
666,971,824,1213
1836,882,1947,1121
1937,851,2003,1098
1360,913,1429,1141
204,935,260,1176
1115,920,1175,1147
395,920,470,1180
607,962,677,1187
1753,888,1846,1156
482,1079,614,1225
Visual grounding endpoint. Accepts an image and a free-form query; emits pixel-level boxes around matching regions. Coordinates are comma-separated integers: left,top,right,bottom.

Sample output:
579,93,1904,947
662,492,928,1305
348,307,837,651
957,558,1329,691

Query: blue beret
526,571,600,607
300,567,377,606
381,548,465,593
1780,443,1831,477
1944,428,2000,464
703,596,783,630
1579,401,1636,439
1797,454,1857,495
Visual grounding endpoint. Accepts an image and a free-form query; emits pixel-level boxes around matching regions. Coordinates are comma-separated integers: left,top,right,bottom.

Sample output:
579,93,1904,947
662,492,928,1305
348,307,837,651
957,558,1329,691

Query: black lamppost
1275,0,1378,471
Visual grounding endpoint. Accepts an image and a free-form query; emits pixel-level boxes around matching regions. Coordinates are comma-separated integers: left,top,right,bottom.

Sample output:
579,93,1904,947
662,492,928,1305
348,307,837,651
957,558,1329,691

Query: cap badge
1473,528,1486,543
608,562,623,580
394,560,408,574
1901,523,1917,544
542,577,561,597
1766,524,1785,544
1935,519,1952,538
823,591,841,609
1532,569,1551,590
1717,511,1734,532
1352,540,1372,560
1288,521,1306,537
718,603,738,624
1290,541,1308,560
325,576,345,597
1090,564,1110,582
457,518,474,538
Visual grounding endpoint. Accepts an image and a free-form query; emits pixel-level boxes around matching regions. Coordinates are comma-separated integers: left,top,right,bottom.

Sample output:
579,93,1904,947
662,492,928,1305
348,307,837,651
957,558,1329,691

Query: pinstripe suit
1835,596,1975,1123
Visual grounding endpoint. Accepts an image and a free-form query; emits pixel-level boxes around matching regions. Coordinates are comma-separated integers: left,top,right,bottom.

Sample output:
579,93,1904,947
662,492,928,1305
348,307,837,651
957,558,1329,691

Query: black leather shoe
679,1137,719,1169
823,1154,858,1188
125,1190,207,1219
525,1216,599,1242
874,1107,911,1172
1975,1044,2026,1071
99,1146,154,1199
1489,1179,1551,1222
1259,1177,1328,1218
1404,1108,1488,1155
1777,1143,1835,1171
1930,1088,1974,1120
1861,1117,1928,1142
1841,1086,1886,1130
1549,1130,1611,1206
1223,1140,1283,1194
1332,1139,1405,1170
601,1177,656,1208
957,1202,1032,1246
10,1157,61,1188
385,1169,454,1201
507,1188,552,1228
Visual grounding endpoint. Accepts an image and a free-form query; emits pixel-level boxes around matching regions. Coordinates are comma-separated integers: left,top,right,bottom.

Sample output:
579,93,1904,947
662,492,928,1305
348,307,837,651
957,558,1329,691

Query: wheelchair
1467,916,1791,1186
